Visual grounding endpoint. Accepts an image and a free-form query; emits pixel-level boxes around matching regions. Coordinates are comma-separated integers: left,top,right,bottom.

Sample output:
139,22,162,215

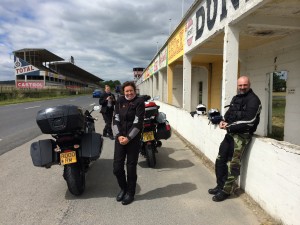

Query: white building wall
157,101,300,225
244,33,300,144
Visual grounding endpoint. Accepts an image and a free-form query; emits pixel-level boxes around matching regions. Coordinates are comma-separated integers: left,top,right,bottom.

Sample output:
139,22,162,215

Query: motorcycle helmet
208,108,223,124
196,104,206,115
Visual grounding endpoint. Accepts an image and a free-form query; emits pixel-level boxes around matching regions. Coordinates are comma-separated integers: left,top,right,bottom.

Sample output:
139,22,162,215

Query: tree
100,80,121,90
273,72,286,92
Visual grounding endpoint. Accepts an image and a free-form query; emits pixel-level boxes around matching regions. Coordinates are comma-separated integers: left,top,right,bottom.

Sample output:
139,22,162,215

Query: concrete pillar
221,25,240,114
158,71,163,101
153,74,157,97
149,76,153,97
183,54,192,111
167,65,173,104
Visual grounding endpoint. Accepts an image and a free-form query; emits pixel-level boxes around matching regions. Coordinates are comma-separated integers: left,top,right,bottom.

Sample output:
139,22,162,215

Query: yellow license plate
60,151,77,165
143,131,155,142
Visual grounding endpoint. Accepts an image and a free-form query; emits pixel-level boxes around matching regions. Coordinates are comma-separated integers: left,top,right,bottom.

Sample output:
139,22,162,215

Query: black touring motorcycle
30,105,103,196
140,96,171,168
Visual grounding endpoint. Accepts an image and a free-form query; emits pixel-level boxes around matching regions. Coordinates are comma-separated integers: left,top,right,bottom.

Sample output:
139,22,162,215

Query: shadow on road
138,146,195,169
135,182,197,201
64,147,196,200
64,158,117,200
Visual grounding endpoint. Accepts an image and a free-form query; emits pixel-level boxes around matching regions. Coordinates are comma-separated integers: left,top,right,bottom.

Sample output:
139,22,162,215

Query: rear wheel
63,163,85,196
145,144,156,168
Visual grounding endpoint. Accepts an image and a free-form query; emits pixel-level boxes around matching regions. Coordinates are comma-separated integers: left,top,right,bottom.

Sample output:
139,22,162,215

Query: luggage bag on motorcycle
156,120,171,140
81,133,103,160
36,105,85,134
145,101,159,118
30,139,58,167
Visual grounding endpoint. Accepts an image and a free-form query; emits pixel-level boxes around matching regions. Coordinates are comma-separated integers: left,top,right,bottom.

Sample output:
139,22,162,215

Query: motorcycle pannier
156,120,171,140
30,139,57,167
36,105,85,134
81,133,103,160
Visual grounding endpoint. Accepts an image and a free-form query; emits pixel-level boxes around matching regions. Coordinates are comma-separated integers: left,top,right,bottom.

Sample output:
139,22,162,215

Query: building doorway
268,71,287,140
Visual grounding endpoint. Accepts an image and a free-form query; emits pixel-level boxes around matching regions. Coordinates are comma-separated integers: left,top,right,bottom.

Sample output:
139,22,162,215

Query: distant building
133,67,144,82
13,48,103,89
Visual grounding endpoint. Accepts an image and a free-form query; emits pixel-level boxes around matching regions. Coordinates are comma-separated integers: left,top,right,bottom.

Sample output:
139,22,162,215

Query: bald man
208,76,262,202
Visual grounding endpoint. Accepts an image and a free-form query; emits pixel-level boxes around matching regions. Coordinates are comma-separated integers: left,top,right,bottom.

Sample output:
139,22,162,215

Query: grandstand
13,48,103,89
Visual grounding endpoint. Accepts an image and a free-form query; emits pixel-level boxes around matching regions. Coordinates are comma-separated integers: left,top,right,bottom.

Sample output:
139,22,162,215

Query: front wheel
145,144,156,168
63,163,85,196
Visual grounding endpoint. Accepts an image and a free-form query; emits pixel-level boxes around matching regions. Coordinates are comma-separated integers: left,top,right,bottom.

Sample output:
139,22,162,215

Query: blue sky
0,0,195,82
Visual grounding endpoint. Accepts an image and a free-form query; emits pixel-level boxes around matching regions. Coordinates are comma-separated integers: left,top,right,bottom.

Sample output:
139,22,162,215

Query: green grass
0,94,88,106
0,87,92,106
268,95,285,141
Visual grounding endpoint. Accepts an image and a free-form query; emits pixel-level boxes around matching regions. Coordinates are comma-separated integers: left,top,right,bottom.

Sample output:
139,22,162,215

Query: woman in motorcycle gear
112,81,145,205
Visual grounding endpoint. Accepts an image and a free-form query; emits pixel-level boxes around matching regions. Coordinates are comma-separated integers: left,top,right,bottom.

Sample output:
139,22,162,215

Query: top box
36,105,85,134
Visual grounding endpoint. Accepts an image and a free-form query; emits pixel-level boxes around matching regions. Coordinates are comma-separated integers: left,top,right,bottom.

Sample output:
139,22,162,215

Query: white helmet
196,104,206,115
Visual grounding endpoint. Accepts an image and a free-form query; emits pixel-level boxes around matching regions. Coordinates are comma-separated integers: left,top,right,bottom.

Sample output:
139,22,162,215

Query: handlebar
84,109,98,121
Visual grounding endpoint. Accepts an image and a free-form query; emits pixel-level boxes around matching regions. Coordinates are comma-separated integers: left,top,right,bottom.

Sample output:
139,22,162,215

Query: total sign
14,57,39,76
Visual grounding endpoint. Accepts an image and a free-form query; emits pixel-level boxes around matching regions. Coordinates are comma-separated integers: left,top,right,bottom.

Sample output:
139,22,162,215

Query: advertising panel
168,25,185,64
14,57,39,76
185,0,262,53
143,68,150,80
159,47,167,69
47,72,66,80
153,56,159,74
16,81,44,89
148,63,154,77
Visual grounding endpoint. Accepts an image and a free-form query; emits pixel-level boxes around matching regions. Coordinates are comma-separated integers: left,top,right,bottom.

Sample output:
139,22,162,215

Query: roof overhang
49,62,103,83
13,48,64,62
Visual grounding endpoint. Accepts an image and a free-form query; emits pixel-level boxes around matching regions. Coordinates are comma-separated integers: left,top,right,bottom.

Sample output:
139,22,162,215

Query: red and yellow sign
168,25,185,64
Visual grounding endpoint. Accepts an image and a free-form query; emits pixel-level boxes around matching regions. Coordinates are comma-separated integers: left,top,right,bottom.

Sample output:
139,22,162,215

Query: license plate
60,151,77,165
143,131,155,142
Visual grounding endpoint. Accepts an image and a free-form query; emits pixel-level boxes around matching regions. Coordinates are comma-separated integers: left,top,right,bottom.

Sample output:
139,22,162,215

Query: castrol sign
16,81,44,89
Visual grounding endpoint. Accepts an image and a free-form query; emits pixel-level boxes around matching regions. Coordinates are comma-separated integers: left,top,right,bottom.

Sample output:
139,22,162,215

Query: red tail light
63,149,73,153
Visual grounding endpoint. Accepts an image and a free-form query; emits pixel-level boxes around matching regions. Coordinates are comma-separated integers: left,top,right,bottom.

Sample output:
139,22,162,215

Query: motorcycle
30,104,103,196
140,96,171,168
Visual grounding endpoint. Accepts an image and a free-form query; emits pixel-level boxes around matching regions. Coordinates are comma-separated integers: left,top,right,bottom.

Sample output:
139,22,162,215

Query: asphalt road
0,96,100,155
0,107,271,225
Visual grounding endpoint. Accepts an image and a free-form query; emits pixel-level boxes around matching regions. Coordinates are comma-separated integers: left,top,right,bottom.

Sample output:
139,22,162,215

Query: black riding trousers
113,136,140,196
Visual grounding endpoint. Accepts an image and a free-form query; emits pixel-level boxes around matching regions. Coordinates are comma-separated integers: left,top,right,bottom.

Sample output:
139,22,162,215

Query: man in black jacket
208,76,262,202
99,85,116,140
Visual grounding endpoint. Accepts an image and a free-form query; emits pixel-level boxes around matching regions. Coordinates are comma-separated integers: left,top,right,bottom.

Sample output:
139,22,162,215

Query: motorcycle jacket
99,91,116,113
113,95,145,141
224,89,261,134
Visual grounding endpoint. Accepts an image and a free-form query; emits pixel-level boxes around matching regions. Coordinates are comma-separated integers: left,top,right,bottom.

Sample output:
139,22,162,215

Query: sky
0,0,195,83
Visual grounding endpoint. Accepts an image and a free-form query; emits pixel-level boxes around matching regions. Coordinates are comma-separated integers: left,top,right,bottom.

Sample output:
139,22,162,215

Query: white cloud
0,0,195,83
